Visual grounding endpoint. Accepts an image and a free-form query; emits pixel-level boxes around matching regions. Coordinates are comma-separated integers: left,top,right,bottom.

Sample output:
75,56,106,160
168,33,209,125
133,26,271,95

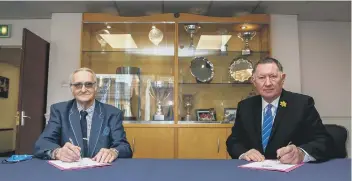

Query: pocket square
103,127,110,136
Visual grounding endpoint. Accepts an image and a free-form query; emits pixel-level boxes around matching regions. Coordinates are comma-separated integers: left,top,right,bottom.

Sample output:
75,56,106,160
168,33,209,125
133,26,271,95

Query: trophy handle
148,81,156,100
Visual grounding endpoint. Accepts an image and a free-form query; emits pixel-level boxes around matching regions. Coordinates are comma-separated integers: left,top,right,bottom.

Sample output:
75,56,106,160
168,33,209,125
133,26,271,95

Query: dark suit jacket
34,99,133,159
226,89,333,161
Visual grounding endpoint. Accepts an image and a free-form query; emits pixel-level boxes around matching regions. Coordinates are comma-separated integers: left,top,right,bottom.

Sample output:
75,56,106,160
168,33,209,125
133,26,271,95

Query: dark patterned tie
80,110,88,157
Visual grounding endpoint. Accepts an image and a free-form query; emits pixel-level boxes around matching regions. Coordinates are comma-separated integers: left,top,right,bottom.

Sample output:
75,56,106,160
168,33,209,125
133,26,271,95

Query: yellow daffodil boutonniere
280,101,287,108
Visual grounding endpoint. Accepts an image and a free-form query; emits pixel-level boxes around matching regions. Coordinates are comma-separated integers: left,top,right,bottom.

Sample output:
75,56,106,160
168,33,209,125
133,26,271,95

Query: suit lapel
88,101,104,157
69,102,84,149
268,90,288,143
252,96,263,153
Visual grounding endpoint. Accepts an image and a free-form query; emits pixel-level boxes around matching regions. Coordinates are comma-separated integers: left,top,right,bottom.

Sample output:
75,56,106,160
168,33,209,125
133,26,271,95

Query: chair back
325,124,348,158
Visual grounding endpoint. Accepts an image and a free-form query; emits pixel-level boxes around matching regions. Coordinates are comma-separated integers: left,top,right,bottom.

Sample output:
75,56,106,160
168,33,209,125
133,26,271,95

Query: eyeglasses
70,82,96,89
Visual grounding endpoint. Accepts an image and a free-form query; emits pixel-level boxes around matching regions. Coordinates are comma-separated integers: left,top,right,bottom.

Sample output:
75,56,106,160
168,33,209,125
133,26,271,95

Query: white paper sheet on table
239,160,304,172
48,158,111,170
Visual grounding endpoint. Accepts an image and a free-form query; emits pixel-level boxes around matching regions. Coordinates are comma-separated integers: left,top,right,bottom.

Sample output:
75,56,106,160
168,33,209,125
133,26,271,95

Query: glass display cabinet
81,13,270,159
81,13,270,123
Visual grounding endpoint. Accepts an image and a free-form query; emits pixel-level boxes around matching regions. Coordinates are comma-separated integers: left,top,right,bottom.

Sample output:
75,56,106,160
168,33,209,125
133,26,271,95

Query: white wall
0,19,51,46
299,21,351,118
46,13,82,114
270,15,302,93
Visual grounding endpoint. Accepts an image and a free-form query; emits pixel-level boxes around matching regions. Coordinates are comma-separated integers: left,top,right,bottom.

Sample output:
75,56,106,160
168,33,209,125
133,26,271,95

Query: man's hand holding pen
276,143,304,164
54,142,81,162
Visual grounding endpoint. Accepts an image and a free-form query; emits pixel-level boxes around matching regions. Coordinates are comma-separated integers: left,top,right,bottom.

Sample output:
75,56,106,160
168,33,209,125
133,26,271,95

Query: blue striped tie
262,104,273,151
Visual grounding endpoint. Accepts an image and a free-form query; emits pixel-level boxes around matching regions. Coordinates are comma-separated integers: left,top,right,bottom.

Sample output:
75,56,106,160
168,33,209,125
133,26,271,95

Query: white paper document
239,160,303,172
48,158,111,170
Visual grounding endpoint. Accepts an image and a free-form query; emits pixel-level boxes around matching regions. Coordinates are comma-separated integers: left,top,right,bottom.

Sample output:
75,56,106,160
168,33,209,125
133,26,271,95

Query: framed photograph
0,76,9,98
224,108,237,122
195,108,216,121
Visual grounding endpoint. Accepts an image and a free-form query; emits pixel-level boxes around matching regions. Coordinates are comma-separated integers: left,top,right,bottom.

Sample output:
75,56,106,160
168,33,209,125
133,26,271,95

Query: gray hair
69,67,97,84
252,57,284,74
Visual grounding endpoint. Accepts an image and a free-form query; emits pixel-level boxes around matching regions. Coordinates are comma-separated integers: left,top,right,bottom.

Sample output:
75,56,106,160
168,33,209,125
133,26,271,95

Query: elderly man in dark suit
226,57,333,164
34,68,132,163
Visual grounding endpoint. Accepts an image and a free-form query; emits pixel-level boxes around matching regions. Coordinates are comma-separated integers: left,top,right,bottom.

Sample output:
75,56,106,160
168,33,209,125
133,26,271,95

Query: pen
69,138,82,161
277,141,292,160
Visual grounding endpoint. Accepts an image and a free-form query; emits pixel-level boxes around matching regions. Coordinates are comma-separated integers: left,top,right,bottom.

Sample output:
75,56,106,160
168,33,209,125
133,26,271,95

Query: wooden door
16,28,50,154
124,127,175,158
177,128,227,159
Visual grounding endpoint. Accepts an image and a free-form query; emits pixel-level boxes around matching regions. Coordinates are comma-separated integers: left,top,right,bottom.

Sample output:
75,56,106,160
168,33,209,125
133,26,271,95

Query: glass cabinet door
82,22,175,122
177,22,270,122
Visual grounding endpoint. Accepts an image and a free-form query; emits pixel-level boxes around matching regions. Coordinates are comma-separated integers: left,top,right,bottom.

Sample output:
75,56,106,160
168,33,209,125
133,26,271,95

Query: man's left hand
276,144,304,164
92,148,118,163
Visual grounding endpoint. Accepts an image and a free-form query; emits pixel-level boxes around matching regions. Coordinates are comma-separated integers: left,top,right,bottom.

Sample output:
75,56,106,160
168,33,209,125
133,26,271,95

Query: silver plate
190,57,214,83
229,57,253,82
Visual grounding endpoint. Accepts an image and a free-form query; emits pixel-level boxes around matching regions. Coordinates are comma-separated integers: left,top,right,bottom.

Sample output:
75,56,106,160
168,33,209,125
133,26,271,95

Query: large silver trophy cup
149,81,173,121
237,31,256,55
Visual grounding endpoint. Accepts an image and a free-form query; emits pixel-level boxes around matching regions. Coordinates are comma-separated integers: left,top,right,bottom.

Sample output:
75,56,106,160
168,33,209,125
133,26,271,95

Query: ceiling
0,1,350,22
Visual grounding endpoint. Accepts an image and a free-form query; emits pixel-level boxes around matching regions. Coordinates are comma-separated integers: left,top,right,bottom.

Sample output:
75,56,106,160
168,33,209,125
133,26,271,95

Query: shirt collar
262,96,280,110
77,99,95,114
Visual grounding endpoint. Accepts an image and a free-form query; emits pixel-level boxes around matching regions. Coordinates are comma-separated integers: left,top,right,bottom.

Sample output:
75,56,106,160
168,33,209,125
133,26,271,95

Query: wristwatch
46,150,53,160
45,149,56,160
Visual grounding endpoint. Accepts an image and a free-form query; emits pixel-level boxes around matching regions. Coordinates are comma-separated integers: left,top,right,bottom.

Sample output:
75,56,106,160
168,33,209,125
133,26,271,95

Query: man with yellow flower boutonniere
226,57,333,164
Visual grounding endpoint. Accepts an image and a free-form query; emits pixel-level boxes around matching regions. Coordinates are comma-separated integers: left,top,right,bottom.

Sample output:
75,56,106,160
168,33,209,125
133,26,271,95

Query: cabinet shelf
82,50,269,58
82,50,269,53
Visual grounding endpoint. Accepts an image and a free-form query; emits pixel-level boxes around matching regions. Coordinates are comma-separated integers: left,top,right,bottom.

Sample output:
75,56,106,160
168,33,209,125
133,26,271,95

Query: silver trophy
97,77,111,103
184,24,201,49
182,93,197,121
115,67,141,120
229,57,253,83
237,31,256,55
115,82,135,120
149,81,173,120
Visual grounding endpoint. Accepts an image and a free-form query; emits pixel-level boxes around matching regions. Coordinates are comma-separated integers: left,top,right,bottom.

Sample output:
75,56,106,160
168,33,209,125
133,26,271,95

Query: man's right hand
55,142,81,162
239,149,265,162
